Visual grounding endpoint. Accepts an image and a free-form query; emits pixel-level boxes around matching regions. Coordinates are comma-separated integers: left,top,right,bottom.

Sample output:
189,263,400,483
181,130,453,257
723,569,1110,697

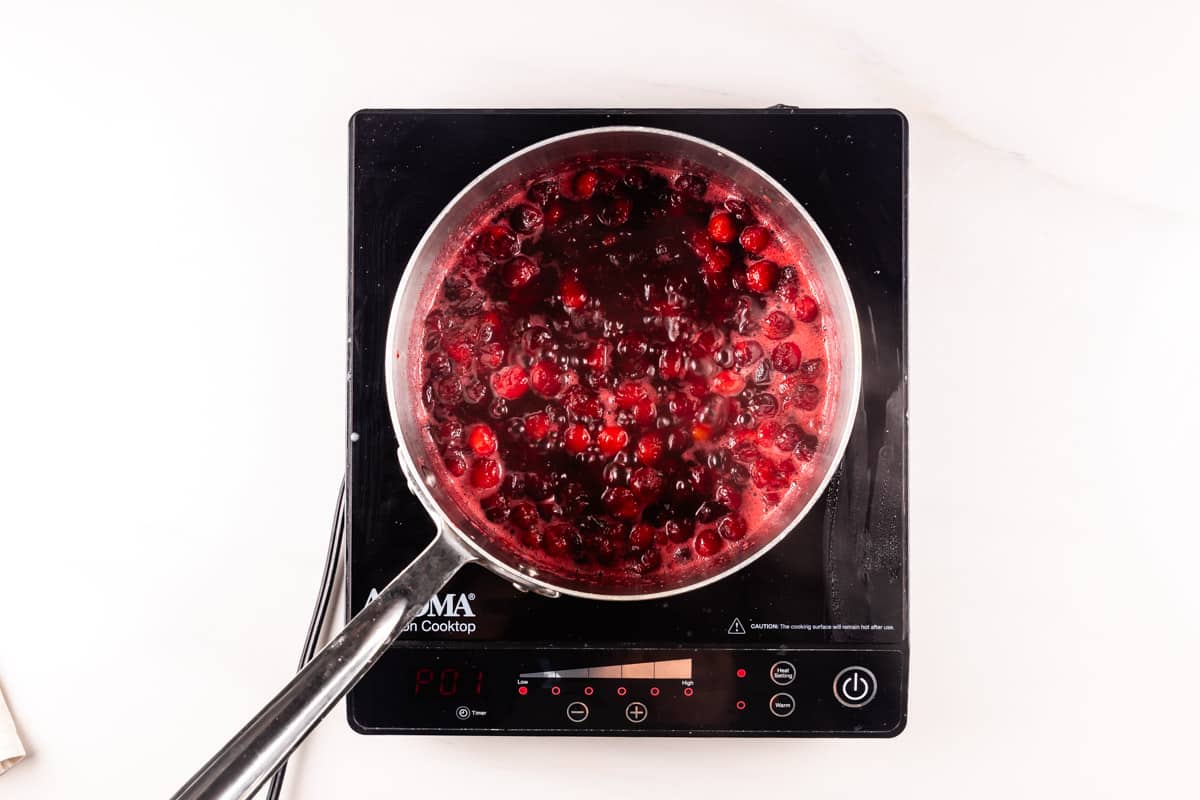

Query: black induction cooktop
346,108,907,736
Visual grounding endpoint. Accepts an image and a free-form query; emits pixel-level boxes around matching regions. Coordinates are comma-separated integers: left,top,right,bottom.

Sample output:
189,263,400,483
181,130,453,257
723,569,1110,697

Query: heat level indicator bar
519,658,692,680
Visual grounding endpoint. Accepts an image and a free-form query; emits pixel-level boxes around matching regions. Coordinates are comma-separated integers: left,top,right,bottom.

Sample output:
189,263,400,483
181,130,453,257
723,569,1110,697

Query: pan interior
386,127,861,600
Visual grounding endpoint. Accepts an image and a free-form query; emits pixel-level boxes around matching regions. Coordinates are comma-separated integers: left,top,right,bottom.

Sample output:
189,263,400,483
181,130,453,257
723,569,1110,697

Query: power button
833,666,877,708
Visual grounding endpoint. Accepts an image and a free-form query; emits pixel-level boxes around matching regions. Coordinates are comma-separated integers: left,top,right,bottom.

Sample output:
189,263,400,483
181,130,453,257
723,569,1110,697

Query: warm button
768,693,796,718
769,660,796,686
833,666,877,708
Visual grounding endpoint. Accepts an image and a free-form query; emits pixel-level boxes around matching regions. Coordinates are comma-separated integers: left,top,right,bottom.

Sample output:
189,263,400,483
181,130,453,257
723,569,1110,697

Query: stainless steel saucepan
171,126,862,800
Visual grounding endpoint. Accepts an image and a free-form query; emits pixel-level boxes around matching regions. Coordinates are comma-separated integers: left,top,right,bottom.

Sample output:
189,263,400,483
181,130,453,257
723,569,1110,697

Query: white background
2,1,1199,797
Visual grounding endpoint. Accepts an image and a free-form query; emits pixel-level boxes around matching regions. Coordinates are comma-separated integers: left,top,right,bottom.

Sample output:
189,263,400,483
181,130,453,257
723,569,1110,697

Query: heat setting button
566,702,589,723
833,666,877,708
769,660,796,686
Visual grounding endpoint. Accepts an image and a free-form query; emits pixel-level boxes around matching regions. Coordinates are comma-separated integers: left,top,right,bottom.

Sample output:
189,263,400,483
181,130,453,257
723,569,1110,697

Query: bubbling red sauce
414,159,838,584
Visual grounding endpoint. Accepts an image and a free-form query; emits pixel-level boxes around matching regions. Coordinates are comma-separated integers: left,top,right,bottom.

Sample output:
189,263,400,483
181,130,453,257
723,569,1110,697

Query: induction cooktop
345,108,907,736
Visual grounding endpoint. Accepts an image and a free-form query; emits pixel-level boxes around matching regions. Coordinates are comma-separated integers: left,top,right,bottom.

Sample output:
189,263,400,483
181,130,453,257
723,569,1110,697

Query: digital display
410,665,486,699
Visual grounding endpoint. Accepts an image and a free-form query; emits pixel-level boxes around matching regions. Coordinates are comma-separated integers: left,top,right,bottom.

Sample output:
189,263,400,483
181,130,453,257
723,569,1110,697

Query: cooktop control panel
348,648,906,736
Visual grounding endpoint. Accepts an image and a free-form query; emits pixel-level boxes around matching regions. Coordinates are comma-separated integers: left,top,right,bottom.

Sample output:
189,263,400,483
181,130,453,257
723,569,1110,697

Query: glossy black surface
347,109,907,735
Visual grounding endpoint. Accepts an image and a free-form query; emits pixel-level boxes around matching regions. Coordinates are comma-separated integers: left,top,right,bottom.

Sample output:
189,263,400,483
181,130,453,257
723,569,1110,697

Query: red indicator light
584,686,594,696
518,686,528,696
736,700,747,710
649,687,661,697
683,687,694,697
736,668,747,678
550,686,561,696
617,686,627,697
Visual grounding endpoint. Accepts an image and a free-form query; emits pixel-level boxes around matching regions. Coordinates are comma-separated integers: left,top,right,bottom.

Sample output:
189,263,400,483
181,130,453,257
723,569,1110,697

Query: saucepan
171,126,862,800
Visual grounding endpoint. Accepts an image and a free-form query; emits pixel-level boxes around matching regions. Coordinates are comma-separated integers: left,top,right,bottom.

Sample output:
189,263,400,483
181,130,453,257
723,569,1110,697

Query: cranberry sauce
415,159,836,583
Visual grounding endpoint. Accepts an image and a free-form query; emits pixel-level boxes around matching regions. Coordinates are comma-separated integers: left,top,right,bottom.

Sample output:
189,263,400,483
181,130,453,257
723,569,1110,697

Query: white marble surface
1,1,1198,797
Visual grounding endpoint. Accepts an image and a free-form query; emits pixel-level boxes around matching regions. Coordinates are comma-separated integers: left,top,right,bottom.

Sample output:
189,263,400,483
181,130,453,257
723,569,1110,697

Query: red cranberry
750,456,788,490
510,501,539,530
694,528,723,557
478,343,505,369
480,225,519,261
658,345,688,380
631,398,657,426
563,424,591,455
635,432,665,466
527,179,559,207
615,381,650,410
502,255,539,288
762,310,794,340
637,548,662,573
598,196,632,227
467,424,497,455
691,329,722,357
628,523,656,551
667,390,698,418
799,358,825,380
775,424,804,452
443,451,468,477
745,260,778,293
529,359,566,397
717,514,747,541
738,225,770,254
629,467,664,500
560,272,588,310
490,366,529,400
707,212,736,244
524,411,550,441
674,172,707,199
470,457,501,489
771,342,801,373
544,199,567,227
793,383,821,411
603,487,640,520
573,170,599,199
444,333,473,363
691,423,713,442
747,392,778,418
701,246,732,275
713,481,742,510
597,425,629,457
711,370,746,397
583,342,610,373
510,204,544,234
563,386,602,419
664,519,695,542
796,295,820,322
732,340,763,367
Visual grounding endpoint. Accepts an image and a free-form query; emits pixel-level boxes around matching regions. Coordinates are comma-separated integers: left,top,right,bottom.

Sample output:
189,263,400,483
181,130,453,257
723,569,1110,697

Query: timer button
566,701,589,723
769,660,797,686
833,666,877,708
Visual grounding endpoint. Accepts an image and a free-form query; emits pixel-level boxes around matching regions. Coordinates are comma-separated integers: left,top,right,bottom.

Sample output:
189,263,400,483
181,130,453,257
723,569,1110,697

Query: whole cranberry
573,169,600,199
490,366,529,400
707,212,737,244
745,260,778,293
479,225,520,261
664,519,695,542
563,423,591,455
717,514,747,541
470,457,501,489
694,528,723,557
771,342,801,373
629,467,664,500
529,359,566,397
738,225,770,255
597,425,629,457
761,310,794,340
796,295,820,322
502,255,539,288
467,424,497,455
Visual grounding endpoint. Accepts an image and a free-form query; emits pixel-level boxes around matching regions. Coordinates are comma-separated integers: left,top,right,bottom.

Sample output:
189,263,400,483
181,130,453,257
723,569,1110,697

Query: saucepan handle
170,532,475,800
